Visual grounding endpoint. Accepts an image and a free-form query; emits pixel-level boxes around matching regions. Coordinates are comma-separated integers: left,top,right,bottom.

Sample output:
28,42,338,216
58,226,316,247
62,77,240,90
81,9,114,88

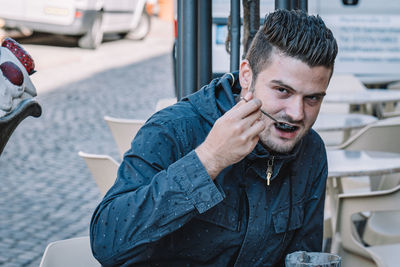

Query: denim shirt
90,72,328,267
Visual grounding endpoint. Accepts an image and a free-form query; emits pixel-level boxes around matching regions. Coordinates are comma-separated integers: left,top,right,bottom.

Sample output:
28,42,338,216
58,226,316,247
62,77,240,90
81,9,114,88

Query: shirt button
202,192,211,201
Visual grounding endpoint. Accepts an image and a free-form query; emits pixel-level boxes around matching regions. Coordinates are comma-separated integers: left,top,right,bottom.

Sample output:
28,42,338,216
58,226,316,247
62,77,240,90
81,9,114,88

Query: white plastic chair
104,116,145,159
321,74,366,114
333,185,400,267
332,116,400,153
328,74,367,92
319,74,369,145
327,117,400,246
78,151,120,196
330,117,400,191
39,236,100,267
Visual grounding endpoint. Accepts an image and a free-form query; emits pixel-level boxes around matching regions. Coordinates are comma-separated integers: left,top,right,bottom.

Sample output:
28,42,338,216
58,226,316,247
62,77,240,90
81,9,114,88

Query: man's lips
274,121,299,132
274,122,298,132
274,122,300,139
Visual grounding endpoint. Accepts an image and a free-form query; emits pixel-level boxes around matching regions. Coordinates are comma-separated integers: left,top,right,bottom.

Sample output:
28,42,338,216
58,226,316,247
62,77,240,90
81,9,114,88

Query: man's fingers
228,109,261,135
242,109,262,128
242,91,253,102
230,98,262,120
242,119,266,140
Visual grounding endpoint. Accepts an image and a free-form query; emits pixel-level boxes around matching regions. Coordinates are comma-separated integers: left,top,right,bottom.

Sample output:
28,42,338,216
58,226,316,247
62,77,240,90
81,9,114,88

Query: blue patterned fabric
90,72,328,267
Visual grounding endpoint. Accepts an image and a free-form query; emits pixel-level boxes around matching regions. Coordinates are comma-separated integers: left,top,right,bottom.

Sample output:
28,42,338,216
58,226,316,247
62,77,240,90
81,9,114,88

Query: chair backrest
78,151,120,196
104,116,145,159
335,117,400,190
321,73,366,114
321,74,366,114
336,184,400,263
155,97,177,111
327,74,366,93
336,116,400,153
39,236,100,267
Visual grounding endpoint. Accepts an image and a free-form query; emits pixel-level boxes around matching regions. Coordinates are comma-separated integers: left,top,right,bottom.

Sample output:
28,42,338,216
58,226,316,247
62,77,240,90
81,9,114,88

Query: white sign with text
323,14,400,75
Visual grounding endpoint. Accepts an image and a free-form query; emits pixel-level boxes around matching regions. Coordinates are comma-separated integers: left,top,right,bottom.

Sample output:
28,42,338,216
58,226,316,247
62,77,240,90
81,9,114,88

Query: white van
212,0,400,85
0,0,151,49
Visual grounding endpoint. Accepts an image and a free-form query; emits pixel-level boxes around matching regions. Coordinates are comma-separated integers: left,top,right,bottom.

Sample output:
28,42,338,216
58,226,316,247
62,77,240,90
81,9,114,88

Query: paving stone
0,53,174,266
0,256,9,265
2,262,23,267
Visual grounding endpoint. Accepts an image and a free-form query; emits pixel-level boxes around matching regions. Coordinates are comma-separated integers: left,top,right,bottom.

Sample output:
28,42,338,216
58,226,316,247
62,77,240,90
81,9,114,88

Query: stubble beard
258,122,306,154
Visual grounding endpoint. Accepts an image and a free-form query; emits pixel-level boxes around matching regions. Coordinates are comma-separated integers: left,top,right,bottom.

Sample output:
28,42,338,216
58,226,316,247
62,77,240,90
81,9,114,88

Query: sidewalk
0,18,175,267
29,17,174,95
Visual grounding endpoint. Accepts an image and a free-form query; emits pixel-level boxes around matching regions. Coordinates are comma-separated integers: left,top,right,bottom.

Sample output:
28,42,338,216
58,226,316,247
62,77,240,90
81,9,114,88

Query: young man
91,9,338,266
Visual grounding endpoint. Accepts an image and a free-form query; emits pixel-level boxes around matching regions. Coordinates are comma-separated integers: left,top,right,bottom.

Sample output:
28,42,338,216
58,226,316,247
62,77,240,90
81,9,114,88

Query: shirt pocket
272,201,304,234
194,200,240,232
261,204,305,266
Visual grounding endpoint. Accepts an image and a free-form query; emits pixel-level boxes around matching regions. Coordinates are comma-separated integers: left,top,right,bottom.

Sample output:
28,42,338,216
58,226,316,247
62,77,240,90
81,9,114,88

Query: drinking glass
285,251,341,267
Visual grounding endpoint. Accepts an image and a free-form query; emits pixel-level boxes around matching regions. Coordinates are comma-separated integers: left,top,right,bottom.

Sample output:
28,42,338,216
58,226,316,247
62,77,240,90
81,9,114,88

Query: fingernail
245,92,252,100
253,98,262,106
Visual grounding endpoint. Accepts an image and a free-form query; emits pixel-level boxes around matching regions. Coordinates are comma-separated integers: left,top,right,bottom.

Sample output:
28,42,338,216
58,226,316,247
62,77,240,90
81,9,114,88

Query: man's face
239,51,331,153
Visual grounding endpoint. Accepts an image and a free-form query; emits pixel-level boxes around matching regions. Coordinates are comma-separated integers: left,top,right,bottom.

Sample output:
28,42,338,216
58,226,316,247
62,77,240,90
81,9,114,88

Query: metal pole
298,0,308,12
176,0,183,100
275,0,290,10
197,0,212,89
248,0,260,49
230,0,240,72
182,0,197,97
275,0,308,11
290,0,297,9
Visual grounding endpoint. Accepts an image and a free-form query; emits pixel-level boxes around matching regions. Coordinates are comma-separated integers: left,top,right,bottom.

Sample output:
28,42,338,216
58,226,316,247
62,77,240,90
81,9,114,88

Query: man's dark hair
246,9,338,81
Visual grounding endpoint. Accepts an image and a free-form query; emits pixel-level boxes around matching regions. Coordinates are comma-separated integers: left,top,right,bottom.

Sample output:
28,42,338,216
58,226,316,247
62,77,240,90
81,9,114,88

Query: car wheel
78,13,103,49
125,10,151,40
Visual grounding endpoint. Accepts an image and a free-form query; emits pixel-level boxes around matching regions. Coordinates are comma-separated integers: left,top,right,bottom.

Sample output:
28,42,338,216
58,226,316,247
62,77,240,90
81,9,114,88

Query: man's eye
277,88,288,94
306,95,322,105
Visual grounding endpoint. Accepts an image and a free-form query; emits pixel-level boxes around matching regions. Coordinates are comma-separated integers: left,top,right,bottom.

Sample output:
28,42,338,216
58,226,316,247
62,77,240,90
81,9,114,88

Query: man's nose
285,97,304,122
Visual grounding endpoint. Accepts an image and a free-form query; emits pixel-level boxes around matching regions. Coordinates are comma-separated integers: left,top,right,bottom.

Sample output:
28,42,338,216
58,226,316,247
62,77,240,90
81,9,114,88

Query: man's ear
239,60,253,95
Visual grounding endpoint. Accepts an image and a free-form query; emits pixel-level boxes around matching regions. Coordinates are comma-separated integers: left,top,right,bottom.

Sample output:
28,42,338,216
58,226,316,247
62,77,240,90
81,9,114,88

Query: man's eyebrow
309,92,327,97
270,80,295,92
271,79,326,97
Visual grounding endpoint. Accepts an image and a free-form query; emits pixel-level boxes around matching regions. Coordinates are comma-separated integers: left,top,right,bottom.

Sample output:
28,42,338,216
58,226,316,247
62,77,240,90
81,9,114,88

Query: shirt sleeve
90,119,224,266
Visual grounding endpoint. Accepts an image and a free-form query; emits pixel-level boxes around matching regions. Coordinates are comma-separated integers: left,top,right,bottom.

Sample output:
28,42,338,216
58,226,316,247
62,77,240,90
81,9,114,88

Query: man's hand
195,92,266,180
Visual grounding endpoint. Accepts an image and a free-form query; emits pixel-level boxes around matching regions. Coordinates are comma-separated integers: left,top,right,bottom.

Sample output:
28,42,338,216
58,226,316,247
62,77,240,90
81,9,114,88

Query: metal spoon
240,97,295,130
240,97,278,122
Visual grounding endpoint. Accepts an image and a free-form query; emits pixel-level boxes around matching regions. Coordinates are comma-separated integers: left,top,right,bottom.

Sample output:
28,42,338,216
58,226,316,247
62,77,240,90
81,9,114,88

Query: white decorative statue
0,37,37,117
0,37,41,155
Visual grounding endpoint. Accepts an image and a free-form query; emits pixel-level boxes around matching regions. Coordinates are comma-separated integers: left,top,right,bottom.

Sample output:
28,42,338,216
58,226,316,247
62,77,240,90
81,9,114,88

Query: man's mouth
274,122,299,132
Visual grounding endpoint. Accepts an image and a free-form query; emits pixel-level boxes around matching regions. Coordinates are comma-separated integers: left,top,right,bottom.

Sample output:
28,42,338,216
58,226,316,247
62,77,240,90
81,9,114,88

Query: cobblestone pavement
0,52,175,266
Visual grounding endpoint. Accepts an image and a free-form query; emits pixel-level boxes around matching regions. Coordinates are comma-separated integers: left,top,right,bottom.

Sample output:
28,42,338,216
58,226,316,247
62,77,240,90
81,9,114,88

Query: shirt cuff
171,150,224,214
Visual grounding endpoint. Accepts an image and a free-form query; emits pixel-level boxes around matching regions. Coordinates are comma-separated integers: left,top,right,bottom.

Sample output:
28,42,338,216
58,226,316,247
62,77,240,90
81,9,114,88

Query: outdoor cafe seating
326,149,400,267
333,184,400,267
78,97,175,197
39,236,99,267
324,116,400,266
104,115,146,159
78,151,120,197
35,0,400,264
42,97,178,266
